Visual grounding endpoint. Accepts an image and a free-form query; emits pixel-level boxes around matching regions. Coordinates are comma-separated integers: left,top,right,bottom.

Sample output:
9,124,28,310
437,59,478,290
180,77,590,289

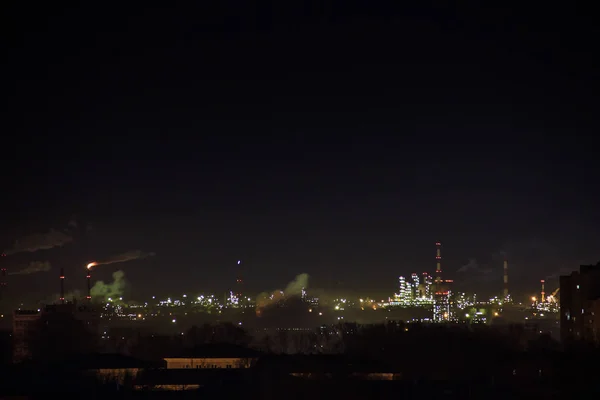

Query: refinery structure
383,243,559,325
1,242,562,340
388,242,455,322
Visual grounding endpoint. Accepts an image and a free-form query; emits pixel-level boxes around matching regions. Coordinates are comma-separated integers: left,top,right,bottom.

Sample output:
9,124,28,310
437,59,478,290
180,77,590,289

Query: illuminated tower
235,260,243,298
433,242,450,322
503,259,509,300
435,242,442,289
411,273,419,300
423,273,432,299
540,280,545,303
0,253,6,300
86,270,92,301
398,276,407,304
59,268,65,304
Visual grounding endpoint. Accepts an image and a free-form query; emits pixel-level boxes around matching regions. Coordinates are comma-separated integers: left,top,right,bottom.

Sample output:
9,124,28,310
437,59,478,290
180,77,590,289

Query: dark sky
3,2,599,305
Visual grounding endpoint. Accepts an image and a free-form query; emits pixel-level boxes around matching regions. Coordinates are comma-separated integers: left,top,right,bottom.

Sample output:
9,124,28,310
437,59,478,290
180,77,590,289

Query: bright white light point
237,260,241,264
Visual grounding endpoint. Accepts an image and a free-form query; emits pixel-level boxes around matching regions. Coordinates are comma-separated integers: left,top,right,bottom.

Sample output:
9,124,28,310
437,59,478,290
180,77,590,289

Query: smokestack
0,253,6,301
59,268,65,304
236,260,243,298
434,242,442,289
86,270,91,302
540,280,545,303
503,260,508,299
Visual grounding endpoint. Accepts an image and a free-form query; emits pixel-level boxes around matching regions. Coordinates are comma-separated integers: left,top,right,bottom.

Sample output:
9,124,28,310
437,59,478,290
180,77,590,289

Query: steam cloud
457,258,479,273
4,229,72,255
91,270,126,301
50,289,82,304
256,273,309,312
8,261,52,275
89,250,155,268
456,259,495,286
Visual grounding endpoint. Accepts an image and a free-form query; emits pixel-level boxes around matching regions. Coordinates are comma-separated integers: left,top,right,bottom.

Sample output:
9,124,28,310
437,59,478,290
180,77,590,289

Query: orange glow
87,262,98,269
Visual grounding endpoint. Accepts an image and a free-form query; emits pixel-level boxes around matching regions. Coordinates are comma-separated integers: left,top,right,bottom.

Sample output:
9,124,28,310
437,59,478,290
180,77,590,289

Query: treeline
2,317,600,397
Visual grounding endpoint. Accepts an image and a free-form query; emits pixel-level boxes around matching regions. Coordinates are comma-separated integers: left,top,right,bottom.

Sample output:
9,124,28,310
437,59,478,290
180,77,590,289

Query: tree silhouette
185,322,251,346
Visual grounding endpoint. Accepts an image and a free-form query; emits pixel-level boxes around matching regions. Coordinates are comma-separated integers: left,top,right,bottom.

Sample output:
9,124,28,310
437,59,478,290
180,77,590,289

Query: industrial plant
0,241,595,397
1,242,564,331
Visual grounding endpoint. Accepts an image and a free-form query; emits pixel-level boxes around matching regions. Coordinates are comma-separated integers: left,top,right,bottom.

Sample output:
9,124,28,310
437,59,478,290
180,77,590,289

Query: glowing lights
86,262,97,269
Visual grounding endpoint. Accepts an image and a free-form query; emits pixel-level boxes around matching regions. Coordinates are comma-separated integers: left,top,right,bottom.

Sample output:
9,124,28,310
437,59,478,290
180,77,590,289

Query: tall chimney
503,260,508,300
59,268,65,304
0,253,6,303
434,242,442,290
540,280,545,303
86,270,92,302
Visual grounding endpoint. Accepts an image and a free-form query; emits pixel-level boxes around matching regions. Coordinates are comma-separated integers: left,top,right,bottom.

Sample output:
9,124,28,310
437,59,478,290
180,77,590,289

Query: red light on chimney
435,242,441,246
540,280,545,283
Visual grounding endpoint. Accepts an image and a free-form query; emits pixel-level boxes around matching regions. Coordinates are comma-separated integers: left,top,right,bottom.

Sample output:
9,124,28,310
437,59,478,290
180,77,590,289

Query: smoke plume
88,250,155,268
8,261,52,275
91,270,126,301
457,258,479,273
456,259,495,286
256,273,309,312
47,289,83,304
4,229,72,255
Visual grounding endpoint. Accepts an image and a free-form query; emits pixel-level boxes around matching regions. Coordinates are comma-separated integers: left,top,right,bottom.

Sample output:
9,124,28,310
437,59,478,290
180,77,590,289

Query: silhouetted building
44,303,100,335
165,344,261,369
12,302,100,363
12,309,42,362
560,262,600,343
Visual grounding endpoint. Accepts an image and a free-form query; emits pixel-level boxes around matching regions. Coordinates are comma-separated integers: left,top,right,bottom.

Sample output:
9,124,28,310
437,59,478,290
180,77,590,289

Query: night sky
3,3,599,306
